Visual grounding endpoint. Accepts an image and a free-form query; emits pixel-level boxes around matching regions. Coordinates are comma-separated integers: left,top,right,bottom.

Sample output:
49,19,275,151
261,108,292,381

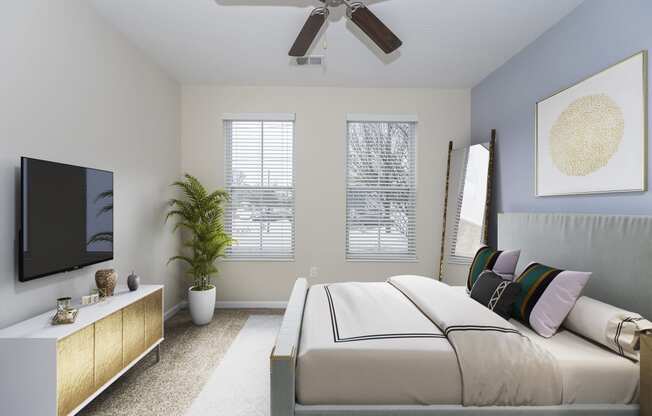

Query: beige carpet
79,309,282,416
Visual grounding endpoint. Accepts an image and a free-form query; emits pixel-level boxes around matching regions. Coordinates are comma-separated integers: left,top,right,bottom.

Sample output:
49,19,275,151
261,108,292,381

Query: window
346,115,417,260
224,114,295,260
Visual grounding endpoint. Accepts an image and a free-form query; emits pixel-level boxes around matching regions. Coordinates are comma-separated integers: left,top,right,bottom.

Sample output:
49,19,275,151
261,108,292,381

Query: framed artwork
536,51,647,196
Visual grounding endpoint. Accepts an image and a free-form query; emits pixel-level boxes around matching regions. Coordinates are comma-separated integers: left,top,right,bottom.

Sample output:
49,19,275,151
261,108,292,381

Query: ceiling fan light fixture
288,0,402,57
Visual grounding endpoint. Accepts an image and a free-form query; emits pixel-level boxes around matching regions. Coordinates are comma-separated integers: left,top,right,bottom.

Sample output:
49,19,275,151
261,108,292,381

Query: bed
270,213,652,415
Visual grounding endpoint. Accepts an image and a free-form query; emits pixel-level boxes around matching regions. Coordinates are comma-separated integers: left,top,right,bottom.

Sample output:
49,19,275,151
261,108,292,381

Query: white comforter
388,275,563,406
296,281,463,405
297,276,563,407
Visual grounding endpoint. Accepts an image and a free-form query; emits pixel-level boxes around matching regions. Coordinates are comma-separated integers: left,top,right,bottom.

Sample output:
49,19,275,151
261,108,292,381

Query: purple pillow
513,262,591,338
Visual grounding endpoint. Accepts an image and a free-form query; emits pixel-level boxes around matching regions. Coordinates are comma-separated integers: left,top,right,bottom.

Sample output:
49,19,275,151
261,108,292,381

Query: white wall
182,86,470,304
0,1,183,328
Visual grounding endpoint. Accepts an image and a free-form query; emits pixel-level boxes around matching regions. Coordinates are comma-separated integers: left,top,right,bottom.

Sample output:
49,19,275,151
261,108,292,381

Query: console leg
155,344,161,363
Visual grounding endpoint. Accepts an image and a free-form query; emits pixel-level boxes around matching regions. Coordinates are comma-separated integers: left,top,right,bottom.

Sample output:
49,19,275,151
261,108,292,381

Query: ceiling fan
289,0,402,57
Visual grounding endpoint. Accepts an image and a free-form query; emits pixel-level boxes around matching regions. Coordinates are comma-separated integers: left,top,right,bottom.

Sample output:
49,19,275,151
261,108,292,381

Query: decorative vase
127,271,140,291
188,285,216,325
95,269,117,297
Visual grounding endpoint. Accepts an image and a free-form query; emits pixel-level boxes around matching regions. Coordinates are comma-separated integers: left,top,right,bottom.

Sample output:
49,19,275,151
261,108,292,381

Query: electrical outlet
309,266,318,278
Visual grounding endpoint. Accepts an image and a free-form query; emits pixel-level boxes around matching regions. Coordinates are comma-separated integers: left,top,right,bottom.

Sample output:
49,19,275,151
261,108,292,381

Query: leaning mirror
438,131,495,284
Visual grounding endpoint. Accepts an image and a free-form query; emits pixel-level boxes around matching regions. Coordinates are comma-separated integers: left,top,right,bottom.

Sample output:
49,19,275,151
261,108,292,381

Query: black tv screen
19,157,114,282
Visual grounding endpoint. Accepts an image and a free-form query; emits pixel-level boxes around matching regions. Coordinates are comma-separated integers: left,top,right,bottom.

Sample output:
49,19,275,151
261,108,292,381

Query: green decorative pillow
466,246,520,291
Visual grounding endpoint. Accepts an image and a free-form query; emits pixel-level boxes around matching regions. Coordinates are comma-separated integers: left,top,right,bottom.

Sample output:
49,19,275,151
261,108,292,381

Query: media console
0,285,164,416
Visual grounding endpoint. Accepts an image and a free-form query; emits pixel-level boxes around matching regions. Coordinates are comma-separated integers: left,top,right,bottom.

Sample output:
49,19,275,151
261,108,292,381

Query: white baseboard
215,301,287,309
164,301,187,320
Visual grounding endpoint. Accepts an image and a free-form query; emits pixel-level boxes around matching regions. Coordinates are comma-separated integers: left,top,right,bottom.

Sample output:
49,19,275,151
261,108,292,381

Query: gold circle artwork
549,94,624,176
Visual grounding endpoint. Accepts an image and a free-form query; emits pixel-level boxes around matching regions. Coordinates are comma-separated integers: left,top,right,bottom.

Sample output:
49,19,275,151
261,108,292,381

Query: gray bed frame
270,213,651,415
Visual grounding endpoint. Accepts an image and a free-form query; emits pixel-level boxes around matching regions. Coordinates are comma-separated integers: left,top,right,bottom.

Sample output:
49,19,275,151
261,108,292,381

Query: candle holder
52,297,78,325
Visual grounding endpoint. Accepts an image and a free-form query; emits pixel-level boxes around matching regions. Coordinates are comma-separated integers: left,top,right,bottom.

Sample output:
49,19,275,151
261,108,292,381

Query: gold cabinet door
57,325,95,416
94,310,123,388
145,289,163,347
123,299,146,365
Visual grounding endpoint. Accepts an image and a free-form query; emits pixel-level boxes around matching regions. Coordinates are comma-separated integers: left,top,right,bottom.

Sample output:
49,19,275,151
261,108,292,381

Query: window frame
223,114,296,261
345,115,418,262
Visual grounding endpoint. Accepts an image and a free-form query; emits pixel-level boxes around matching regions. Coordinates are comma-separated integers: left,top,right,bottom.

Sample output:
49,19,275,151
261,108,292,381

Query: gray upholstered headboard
498,213,652,320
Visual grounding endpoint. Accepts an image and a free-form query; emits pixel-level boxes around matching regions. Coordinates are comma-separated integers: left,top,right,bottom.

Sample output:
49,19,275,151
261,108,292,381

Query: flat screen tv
19,157,114,282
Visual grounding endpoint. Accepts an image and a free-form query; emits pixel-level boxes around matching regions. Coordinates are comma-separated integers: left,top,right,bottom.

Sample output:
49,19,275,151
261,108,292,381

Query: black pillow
469,270,521,320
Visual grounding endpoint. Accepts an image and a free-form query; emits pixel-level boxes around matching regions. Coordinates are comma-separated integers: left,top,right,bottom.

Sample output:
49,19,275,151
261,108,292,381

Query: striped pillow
466,246,520,291
513,262,591,337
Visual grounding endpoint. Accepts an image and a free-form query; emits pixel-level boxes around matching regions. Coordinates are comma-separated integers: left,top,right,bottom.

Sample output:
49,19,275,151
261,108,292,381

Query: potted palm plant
167,174,234,325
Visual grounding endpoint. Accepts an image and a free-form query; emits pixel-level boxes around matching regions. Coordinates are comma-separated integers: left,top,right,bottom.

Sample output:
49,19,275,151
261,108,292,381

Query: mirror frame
438,129,496,280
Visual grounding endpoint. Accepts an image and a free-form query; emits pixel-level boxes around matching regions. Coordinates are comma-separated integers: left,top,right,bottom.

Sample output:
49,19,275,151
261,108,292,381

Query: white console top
0,285,163,340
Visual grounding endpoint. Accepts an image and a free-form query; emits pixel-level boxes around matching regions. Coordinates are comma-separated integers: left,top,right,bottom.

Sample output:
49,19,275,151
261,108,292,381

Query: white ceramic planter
188,285,216,325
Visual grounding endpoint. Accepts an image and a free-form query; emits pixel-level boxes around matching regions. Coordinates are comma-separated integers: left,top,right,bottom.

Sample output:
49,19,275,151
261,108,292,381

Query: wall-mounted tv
19,157,114,282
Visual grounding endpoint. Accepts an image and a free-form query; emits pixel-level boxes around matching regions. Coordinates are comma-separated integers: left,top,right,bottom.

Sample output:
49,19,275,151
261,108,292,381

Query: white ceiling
90,0,583,88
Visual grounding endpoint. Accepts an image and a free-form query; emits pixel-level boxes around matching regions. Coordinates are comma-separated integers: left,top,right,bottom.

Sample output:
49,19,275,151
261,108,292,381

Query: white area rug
185,315,283,416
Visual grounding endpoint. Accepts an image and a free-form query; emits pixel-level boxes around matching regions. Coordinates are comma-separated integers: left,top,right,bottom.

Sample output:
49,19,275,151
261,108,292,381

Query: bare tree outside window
346,121,417,259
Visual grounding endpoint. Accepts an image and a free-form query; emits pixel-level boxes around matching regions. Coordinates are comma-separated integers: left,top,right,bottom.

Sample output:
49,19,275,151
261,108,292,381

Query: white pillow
563,296,652,361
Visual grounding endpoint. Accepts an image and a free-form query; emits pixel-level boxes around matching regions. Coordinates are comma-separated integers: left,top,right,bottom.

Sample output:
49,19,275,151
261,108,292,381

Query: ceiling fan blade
348,3,402,54
289,8,329,57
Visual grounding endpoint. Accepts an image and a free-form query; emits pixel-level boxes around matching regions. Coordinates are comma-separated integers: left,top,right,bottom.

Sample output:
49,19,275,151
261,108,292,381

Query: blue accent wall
471,0,652,243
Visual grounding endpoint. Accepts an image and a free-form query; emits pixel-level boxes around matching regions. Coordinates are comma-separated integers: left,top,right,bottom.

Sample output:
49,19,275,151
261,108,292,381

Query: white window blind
346,119,417,260
224,117,295,260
